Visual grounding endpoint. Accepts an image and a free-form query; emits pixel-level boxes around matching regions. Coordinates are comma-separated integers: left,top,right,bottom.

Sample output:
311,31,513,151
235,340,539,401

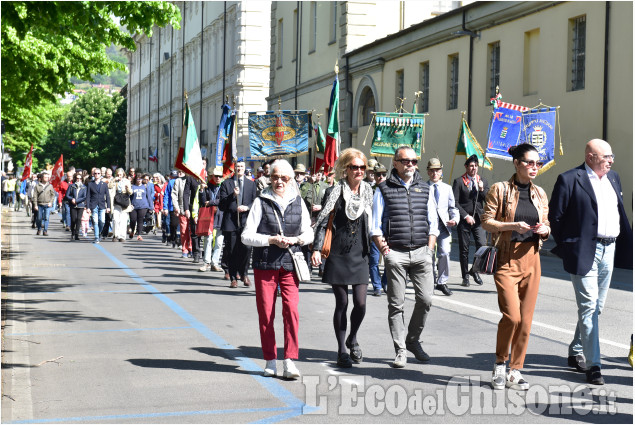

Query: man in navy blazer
549,139,632,386
86,168,111,244
219,160,257,288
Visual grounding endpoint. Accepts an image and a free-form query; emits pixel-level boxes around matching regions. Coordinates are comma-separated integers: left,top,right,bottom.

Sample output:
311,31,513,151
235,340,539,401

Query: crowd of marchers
8,138,631,386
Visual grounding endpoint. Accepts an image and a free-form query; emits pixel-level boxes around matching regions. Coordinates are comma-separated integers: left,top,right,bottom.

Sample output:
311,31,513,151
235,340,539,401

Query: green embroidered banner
370,113,425,158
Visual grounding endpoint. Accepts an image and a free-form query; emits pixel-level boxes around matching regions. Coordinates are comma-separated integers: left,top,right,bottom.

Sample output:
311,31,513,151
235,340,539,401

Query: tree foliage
1,1,181,134
38,89,126,170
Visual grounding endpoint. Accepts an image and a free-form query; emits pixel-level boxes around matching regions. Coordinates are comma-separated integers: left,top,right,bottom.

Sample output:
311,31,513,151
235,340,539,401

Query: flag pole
334,60,341,152
450,111,466,179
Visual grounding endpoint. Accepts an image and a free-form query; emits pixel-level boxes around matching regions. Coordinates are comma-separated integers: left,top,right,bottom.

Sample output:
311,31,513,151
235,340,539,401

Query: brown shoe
211,265,223,272
36,229,41,235
43,231,48,236
230,280,238,288
224,273,230,281
243,276,251,287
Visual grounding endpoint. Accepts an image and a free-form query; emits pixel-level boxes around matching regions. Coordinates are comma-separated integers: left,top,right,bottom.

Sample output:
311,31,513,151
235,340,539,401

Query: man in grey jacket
427,158,459,296
33,172,57,236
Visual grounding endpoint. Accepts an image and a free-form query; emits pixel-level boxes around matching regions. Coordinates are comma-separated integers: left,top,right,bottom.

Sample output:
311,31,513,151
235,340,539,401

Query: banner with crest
248,111,310,159
520,107,559,174
486,102,529,160
370,112,425,157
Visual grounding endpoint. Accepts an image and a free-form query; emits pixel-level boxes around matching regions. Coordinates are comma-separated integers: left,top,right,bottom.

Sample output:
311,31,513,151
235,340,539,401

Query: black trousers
223,230,251,281
169,211,180,243
70,207,84,236
129,208,147,236
101,212,112,238
189,217,200,256
457,218,486,277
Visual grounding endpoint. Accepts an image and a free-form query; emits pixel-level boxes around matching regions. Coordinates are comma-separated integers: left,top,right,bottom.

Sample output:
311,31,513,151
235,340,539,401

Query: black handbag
114,191,130,208
471,183,508,275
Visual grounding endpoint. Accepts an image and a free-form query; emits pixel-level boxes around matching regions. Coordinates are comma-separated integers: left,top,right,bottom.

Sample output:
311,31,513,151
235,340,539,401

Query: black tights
331,284,367,355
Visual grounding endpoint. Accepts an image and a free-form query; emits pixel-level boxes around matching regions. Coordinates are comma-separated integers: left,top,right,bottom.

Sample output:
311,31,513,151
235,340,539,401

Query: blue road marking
93,244,309,424
7,326,192,337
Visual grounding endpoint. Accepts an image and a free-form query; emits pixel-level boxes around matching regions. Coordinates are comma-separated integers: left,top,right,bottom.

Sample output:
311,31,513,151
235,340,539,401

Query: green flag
316,124,325,154
455,117,492,170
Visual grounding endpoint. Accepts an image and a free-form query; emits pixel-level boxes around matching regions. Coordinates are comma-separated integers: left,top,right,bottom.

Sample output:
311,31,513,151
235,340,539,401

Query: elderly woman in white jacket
242,159,314,379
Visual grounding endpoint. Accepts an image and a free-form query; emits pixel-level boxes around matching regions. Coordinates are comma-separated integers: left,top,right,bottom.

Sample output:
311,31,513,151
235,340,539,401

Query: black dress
321,200,369,286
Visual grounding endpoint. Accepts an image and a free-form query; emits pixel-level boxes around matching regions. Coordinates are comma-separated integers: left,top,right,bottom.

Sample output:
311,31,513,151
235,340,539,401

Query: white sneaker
198,263,211,272
491,362,506,390
282,358,300,379
263,360,277,377
506,369,529,390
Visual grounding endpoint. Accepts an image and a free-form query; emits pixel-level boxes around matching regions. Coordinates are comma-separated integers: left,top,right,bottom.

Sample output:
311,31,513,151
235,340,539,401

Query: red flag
21,144,33,181
50,155,64,190
222,113,236,178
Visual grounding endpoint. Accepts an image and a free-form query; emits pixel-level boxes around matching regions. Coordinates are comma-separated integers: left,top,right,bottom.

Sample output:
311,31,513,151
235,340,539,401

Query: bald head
585,139,614,177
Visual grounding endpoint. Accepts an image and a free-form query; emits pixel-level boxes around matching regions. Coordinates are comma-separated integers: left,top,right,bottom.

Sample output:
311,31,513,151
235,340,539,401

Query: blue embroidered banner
486,103,526,160
248,111,310,158
215,104,231,167
520,107,557,173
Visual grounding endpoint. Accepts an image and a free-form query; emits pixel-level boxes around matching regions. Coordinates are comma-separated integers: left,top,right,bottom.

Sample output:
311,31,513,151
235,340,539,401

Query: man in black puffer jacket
371,146,439,369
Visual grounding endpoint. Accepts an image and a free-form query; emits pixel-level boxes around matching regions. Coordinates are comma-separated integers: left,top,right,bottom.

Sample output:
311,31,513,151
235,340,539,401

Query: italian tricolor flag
175,101,206,182
324,73,340,172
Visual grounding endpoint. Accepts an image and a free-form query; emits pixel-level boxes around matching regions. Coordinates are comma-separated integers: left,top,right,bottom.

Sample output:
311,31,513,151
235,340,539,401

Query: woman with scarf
241,159,314,379
311,148,374,368
110,168,132,242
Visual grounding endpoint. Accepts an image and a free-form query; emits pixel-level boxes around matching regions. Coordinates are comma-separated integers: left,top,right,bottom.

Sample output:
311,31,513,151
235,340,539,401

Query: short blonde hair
334,148,367,179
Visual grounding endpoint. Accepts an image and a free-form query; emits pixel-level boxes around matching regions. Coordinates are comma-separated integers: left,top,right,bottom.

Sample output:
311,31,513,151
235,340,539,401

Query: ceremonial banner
50,155,64,190
520,107,559,174
486,102,529,160
215,103,231,167
174,101,206,182
222,112,237,178
21,144,33,181
370,113,425,158
248,111,310,158
454,117,492,171
324,74,340,171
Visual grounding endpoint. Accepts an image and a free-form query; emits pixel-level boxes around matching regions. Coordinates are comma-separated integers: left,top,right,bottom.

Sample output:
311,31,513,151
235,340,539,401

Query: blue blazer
548,163,632,275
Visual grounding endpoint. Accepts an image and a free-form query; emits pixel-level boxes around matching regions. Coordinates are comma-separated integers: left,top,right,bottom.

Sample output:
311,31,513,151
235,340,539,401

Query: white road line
433,295,630,350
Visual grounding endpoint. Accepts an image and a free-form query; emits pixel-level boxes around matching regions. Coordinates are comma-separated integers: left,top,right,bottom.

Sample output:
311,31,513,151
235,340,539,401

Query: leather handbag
320,211,335,258
114,191,130,208
471,246,498,275
471,183,508,275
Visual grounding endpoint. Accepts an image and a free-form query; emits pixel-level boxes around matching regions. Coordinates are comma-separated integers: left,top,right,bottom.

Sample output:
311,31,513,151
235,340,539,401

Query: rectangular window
292,9,298,61
277,19,283,68
488,41,500,101
329,2,337,44
396,70,404,107
448,54,459,110
569,15,586,91
309,2,317,53
420,62,430,113
523,28,540,95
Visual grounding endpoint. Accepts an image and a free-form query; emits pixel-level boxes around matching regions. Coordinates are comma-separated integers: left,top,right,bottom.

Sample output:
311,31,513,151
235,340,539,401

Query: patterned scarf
314,179,373,228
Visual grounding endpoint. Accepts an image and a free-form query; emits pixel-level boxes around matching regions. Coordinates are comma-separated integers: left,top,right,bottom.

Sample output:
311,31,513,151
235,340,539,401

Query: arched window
360,88,375,126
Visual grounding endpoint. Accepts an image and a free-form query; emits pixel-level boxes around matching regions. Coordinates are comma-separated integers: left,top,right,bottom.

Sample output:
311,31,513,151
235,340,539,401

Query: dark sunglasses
397,158,418,165
348,165,367,171
518,159,544,169
375,173,387,178
271,175,291,182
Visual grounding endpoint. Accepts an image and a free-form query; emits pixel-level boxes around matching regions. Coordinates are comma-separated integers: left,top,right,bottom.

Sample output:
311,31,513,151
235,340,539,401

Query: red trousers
179,214,191,254
254,268,299,360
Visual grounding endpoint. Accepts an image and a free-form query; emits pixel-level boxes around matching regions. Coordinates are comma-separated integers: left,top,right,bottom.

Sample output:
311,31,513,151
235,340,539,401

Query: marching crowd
9,138,632,387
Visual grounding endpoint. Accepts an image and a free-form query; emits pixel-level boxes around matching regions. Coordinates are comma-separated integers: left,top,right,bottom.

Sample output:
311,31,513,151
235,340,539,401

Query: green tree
38,89,126,170
1,1,180,135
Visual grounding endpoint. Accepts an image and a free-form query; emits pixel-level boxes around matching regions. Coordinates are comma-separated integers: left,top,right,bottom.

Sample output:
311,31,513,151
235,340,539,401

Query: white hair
270,159,295,178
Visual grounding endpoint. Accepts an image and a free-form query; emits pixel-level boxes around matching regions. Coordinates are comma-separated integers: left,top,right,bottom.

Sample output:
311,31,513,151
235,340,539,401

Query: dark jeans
189,217,200,256
457,219,486,277
130,208,147,236
70,207,84,236
369,240,387,291
169,211,179,243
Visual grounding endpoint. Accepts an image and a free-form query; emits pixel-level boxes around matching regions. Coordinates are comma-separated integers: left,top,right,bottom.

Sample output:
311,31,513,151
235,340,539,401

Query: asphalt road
1,208,633,424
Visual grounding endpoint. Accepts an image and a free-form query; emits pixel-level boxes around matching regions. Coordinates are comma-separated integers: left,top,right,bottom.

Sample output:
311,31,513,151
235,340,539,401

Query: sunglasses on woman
518,159,544,169
271,175,291,182
348,165,366,171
